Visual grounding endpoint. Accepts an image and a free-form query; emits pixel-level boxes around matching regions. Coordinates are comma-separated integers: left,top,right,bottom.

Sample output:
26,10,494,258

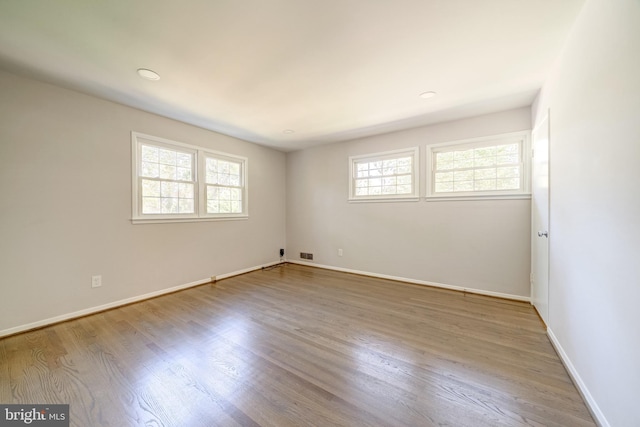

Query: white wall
0,70,286,335
531,0,640,425
287,108,532,298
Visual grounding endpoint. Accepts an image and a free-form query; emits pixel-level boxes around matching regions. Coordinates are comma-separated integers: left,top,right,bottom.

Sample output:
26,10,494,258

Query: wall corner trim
287,260,530,302
547,328,610,427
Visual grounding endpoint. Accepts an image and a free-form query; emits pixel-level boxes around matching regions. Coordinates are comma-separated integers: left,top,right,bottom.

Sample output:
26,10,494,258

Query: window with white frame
426,131,530,200
349,147,419,201
132,132,247,222
204,155,244,215
138,142,196,216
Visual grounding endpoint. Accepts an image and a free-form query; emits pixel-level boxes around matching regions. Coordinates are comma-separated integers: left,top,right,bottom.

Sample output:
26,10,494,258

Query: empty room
0,0,638,426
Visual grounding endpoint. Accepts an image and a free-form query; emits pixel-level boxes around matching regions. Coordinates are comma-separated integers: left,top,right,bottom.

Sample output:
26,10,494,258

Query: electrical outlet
338,248,343,257
91,275,102,288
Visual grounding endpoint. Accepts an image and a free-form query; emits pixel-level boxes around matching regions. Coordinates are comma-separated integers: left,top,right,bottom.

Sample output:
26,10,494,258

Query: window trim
348,147,420,202
425,131,531,201
131,132,248,223
200,150,248,219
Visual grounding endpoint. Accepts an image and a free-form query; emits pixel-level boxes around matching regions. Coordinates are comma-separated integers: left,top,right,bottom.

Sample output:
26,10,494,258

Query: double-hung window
132,132,247,223
204,154,244,215
349,147,419,201
426,131,530,200
137,140,197,217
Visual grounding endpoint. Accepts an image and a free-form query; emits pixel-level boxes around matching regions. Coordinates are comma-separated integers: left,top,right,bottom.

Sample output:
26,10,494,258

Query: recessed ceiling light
283,129,295,134
419,91,437,99
137,68,160,81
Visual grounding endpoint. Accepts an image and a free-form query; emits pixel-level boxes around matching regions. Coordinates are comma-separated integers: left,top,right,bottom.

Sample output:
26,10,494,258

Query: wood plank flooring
0,264,595,426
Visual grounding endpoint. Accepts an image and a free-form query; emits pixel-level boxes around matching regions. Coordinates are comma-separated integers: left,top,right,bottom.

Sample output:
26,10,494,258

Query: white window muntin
349,147,419,202
134,135,199,220
132,132,248,223
426,131,530,200
201,152,247,218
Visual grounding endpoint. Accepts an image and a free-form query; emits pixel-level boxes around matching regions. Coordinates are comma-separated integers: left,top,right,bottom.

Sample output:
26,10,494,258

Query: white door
531,112,550,326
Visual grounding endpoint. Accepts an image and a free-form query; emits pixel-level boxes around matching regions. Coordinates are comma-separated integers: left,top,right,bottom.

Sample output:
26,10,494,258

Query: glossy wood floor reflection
1,264,595,427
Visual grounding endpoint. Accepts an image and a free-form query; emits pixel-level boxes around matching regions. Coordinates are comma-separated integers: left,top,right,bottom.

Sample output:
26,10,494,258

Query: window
132,132,247,222
426,131,530,200
138,142,196,216
204,155,244,215
349,147,419,201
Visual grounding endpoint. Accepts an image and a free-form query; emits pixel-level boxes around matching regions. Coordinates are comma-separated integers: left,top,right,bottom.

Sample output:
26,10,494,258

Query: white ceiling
0,0,584,151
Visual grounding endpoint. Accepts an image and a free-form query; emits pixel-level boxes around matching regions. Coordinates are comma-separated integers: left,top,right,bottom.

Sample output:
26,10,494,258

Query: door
531,112,550,326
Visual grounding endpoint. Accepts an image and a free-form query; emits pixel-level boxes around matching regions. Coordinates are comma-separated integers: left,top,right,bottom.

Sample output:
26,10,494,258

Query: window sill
131,215,249,224
424,194,531,202
348,196,420,203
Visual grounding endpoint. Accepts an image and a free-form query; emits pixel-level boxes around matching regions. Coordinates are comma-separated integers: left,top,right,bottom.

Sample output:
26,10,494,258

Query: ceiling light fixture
419,91,437,99
137,68,160,81
283,129,295,134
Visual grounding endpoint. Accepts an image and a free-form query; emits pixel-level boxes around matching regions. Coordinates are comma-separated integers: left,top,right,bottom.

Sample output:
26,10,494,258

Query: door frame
531,110,550,326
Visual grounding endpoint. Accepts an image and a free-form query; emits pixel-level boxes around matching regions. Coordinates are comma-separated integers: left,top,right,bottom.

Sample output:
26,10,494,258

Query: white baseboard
547,328,609,427
0,260,281,338
287,259,530,302
216,260,281,280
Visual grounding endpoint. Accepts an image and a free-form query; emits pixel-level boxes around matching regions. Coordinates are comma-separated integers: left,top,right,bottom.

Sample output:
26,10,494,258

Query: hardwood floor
0,264,595,426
